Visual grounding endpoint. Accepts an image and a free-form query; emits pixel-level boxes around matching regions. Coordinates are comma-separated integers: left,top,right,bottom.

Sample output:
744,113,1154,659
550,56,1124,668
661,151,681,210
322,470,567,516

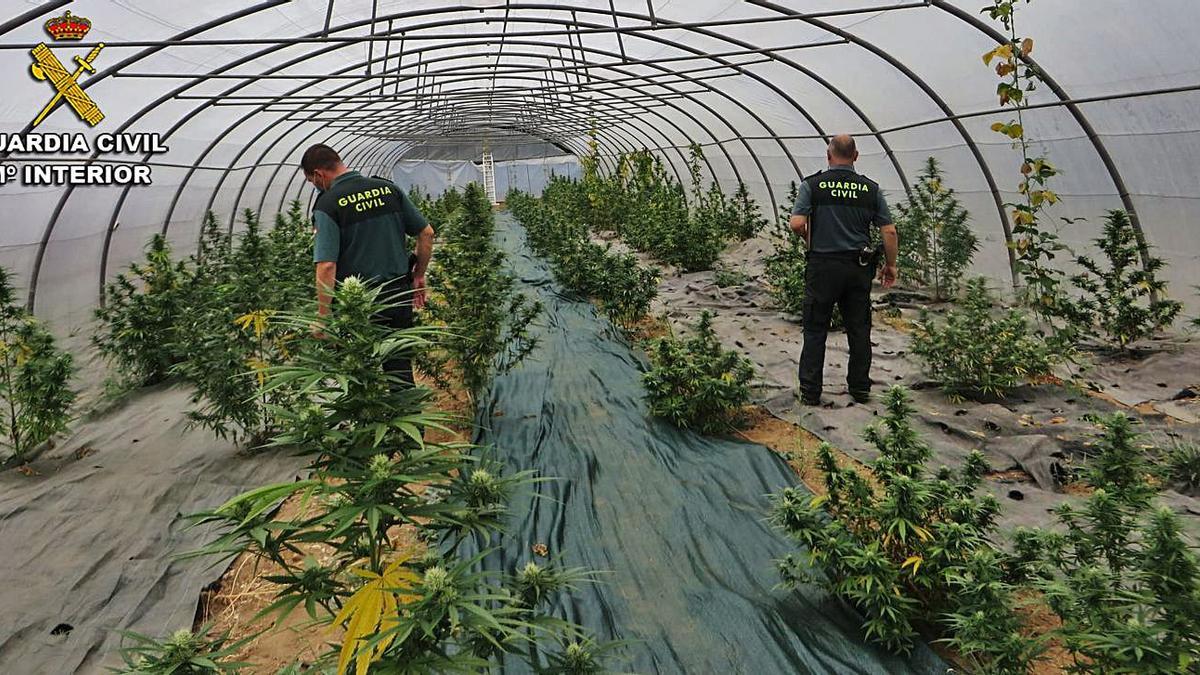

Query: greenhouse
0,1,1197,673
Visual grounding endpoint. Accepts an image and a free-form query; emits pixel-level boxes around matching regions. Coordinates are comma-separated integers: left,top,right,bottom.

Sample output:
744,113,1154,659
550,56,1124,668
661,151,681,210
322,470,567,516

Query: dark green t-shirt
312,171,428,282
792,164,892,253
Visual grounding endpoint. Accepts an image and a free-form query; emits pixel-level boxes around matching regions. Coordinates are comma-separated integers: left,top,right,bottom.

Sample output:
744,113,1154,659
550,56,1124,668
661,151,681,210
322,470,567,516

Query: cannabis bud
562,641,596,669
467,468,502,504
368,453,392,481
427,564,453,590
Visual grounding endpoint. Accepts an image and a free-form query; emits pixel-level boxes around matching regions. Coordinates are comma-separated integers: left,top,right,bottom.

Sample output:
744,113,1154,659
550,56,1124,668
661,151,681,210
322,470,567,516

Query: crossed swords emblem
29,42,105,127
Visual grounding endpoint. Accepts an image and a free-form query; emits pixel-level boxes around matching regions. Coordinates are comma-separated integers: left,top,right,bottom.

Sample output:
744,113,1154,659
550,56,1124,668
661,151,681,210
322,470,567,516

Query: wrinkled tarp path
470,213,945,674
0,383,308,674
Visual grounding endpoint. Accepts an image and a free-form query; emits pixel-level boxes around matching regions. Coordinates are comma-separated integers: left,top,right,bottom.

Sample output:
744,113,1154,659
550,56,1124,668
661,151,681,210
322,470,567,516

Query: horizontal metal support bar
172,57,771,103
111,40,844,79
0,2,926,49
678,81,1200,145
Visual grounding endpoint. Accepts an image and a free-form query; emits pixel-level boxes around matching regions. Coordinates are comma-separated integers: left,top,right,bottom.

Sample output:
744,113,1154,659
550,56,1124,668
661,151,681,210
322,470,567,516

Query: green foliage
1007,414,1200,674
911,278,1061,399
765,181,807,315
188,279,601,674
712,265,748,289
112,625,251,674
94,205,313,445
730,181,768,241
1070,210,1181,350
1166,441,1200,491
0,267,75,461
420,183,541,396
94,233,190,386
771,387,1036,670
642,311,754,434
172,207,312,445
509,183,659,327
893,158,979,301
573,138,759,272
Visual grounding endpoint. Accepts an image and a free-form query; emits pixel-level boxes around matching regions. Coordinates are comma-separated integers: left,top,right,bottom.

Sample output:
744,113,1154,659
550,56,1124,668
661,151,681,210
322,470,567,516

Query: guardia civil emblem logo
28,11,105,128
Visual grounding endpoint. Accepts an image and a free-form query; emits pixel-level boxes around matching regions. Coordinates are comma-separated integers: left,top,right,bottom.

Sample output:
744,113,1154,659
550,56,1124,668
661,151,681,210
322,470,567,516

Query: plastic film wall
1,0,1198,330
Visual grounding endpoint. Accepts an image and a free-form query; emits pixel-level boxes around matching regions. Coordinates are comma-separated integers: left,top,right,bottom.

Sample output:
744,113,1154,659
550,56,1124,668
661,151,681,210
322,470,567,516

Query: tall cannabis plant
94,233,190,386
0,267,74,462
173,208,309,445
1070,210,1181,350
730,181,768,241
765,181,807,315
642,311,754,433
894,158,979,301
771,387,1040,671
189,278,599,674
421,183,541,396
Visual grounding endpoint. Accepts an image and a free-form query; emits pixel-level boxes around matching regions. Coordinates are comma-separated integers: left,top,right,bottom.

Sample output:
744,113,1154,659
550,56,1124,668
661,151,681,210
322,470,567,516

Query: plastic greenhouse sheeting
465,213,946,674
2,1,1200,330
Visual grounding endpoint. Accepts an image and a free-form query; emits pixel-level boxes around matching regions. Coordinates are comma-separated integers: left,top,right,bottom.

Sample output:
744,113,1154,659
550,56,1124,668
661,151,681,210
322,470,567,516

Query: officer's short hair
301,144,342,173
829,135,857,160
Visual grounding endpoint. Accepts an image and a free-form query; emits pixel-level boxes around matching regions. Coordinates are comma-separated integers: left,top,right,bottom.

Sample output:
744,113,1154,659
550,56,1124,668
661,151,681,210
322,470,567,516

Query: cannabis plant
730,181,767,241
112,625,252,674
893,158,979,301
1070,210,1181,350
173,209,310,445
0,267,74,462
713,265,748,288
771,387,1040,671
911,278,1061,399
94,233,190,386
1166,441,1200,492
1006,414,1200,673
642,311,754,434
420,183,540,396
765,181,807,315
190,278,596,674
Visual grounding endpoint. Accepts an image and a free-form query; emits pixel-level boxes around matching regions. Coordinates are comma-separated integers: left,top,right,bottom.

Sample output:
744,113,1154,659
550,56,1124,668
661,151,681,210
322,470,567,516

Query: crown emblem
44,11,91,41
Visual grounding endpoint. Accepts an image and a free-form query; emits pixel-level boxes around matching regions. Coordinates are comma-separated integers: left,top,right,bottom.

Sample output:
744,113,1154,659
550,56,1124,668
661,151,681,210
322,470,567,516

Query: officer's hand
411,274,428,310
879,264,898,289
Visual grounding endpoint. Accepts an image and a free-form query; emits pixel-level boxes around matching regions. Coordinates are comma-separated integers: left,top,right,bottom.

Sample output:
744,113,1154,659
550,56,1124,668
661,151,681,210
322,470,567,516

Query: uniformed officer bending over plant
301,144,435,385
790,135,898,406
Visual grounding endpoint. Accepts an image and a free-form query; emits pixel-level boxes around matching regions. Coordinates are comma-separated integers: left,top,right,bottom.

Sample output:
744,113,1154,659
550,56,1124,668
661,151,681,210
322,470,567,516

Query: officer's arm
316,262,337,317
880,223,899,268
313,209,340,318
412,224,434,279
789,180,813,245
875,190,898,269
789,214,809,240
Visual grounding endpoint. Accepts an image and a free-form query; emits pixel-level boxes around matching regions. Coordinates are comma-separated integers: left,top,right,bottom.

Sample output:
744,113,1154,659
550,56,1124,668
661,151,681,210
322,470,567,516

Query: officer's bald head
828,135,858,164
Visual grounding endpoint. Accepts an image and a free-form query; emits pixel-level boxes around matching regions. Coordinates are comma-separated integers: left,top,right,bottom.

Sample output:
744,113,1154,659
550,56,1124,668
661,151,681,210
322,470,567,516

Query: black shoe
850,391,871,404
801,393,822,407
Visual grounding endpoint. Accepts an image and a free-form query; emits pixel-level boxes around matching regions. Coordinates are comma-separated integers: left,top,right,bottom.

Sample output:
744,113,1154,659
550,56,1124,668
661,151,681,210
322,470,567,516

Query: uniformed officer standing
789,135,899,406
301,143,435,386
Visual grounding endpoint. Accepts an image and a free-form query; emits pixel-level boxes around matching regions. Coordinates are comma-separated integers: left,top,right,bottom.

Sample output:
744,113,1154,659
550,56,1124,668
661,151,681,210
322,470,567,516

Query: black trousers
369,277,415,387
798,253,874,399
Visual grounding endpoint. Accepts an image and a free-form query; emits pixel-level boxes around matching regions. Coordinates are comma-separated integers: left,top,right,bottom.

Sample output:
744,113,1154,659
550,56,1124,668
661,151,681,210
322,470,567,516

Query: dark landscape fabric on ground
0,384,306,674
467,214,946,674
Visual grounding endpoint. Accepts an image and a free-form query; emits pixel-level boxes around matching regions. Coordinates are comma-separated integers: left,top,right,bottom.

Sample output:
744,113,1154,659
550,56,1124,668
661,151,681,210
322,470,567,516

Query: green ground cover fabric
468,213,947,674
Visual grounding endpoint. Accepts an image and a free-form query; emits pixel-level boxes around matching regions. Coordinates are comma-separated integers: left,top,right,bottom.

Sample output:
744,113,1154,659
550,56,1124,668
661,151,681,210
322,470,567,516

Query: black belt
806,250,860,260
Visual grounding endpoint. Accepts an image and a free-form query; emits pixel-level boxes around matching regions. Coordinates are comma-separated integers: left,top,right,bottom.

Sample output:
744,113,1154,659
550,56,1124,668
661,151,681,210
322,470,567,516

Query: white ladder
481,150,498,205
